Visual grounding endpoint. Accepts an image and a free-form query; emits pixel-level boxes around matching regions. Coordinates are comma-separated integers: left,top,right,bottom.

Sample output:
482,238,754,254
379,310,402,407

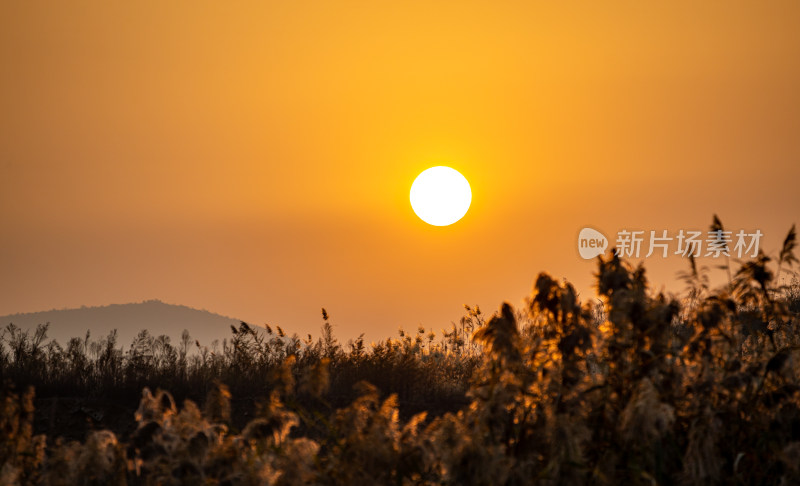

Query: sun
410,166,472,226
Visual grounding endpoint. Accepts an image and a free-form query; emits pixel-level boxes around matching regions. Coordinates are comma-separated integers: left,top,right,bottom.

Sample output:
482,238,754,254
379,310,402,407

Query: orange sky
2,1,799,343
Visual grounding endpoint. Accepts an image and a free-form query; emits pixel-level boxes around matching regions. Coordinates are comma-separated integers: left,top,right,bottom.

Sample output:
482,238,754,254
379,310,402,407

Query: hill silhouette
0,300,242,349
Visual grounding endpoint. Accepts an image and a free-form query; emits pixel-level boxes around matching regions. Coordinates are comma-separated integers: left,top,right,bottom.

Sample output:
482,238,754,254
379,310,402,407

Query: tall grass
1,217,799,485
0,313,477,422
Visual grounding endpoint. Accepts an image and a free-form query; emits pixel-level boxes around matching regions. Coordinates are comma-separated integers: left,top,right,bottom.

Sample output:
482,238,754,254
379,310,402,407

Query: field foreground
2,229,800,485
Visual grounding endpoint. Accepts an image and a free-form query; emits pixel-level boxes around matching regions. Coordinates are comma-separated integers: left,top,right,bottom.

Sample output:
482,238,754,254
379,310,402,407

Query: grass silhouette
1,216,799,485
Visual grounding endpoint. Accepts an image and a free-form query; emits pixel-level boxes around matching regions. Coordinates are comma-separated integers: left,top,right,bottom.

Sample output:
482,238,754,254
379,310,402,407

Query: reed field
1,219,799,485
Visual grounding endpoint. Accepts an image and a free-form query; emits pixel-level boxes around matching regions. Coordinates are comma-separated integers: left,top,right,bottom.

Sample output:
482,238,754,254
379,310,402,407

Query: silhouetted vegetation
0,308,480,435
1,217,799,485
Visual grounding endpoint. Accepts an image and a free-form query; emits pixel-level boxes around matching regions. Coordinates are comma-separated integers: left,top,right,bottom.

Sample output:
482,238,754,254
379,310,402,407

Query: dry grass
1,217,799,485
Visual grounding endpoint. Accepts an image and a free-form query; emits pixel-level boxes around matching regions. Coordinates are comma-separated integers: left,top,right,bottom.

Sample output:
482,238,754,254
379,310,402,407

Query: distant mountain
0,300,243,350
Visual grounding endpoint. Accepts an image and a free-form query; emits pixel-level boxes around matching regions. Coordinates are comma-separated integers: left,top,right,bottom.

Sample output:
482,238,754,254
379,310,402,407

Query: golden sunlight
410,166,472,226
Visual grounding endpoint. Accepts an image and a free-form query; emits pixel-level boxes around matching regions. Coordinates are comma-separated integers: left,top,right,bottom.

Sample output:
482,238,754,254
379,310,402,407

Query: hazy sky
2,1,799,342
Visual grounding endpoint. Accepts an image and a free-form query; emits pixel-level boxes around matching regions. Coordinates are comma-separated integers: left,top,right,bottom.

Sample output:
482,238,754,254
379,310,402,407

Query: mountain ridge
0,300,244,350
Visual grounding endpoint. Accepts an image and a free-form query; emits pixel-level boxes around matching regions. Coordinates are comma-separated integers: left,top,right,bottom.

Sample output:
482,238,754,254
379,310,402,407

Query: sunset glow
2,3,800,483
1,1,799,343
